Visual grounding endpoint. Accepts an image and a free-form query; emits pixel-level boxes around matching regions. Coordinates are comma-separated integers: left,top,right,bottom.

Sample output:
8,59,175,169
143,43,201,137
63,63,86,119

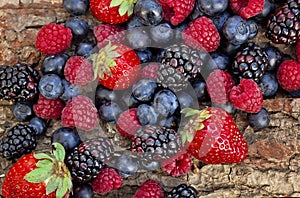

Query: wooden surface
1,0,300,197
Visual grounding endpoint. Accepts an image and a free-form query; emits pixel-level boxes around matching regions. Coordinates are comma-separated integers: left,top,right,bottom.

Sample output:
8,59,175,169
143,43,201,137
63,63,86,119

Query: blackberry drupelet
167,184,198,198
0,64,39,102
266,0,300,44
158,43,207,92
0,124,36,160
232,42,268,83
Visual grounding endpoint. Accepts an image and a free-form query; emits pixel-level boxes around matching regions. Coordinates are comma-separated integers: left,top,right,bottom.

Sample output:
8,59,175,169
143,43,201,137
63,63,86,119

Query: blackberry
167,184,198,198
158,43,207,92
131,125,182,163
266,0,300,44
0,64,39,102
0,124,36,160
232,42,268,83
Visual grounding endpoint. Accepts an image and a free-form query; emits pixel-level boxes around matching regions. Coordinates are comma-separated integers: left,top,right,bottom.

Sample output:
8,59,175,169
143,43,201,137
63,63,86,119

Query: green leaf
56,176,72,198
181,132,187,145
110,0,123,7
127,4,134,16
24,167,53,183
34,153,53,160
119,2,130,16
46,175,59,195
187,131,194,143
36,159,53,168
52,143,66,162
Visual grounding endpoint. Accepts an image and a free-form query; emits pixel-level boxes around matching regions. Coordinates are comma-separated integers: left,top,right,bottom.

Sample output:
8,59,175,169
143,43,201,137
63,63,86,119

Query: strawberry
181,107,248,164
2,143,72,198
90,0,137,24
89,42,141,90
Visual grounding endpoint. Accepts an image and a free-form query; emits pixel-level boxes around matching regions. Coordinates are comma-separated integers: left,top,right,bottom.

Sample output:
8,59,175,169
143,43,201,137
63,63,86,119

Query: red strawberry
116,108,142,138
90,0,137,24
2,143,72,198
36,23,72,55
134,179,164,198
206,70,235,105
277,59,300,92
94,24,125,48
33,94,65,119
92,167,122,195
182,16,220,52
89,42,141,90
157,0,195,26
64,56,93,86
230,0,264,19
61,95,99,131
161,152,192,176
229,79,263,113
181,107,248,164
141,63,160,80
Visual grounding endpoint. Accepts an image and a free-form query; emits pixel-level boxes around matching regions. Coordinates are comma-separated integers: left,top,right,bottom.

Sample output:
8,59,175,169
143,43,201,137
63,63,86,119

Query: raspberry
141,63,160,80
92,167,122,195
277,60,300,92
182,16,220,52
229,79,263,113
33,94,64,119
230,0,264,19
61,95,98,131
93,24,125,48
35,23,72,55
161,152,192,177
116,108,142,138
134,179,164,198
64,56,93,86
206,70,235,105
157,0,195,26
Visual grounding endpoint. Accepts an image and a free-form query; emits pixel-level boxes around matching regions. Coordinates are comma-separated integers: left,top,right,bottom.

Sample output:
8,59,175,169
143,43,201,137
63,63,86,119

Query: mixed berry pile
1,0,300,197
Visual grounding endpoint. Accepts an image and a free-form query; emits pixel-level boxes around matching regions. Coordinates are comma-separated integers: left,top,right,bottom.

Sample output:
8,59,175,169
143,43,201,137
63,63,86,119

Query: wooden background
1,0,300,197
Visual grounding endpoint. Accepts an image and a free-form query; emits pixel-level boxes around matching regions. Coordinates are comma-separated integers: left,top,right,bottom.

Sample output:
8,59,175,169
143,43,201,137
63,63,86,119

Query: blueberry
65,18,89,41
289,89,300,98
51,127,81,153
198,0,228,16
60,79,80,102
156,48,166,62
247,108,270,131
71,183,94,198
192,80,208,102
28,117,47,136
264,46,283,71
247,20,258,39
212,102,236,115
219,40,241,56
132,78,158,102
139,158,160,171
189,1,205,20
126,28,151,50
12,102,33,121
153,89,179,117
39,74,64,99
113,153,138,178
159,115,180,130
174,21,189,40
95,85,117,108
137,104,158,125
258,72,278,98
222,15,249,45
150,22,174,45
210,52,230,70
177,91,196,109
98,102,122,123
126,16,145,29
135,49,153,63
134,0,164,26
120,91,140,109
254,0,276,23
75,41,97,57
211,11,231,32
63,0,89,16
41,54,69,77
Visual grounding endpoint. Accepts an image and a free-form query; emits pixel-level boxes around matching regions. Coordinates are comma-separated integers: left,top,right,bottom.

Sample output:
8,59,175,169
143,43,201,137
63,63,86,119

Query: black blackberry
266,0,300,45
0,124,36,160
0,64,39,102
131,125,182,163
232,42,268,83
167,184,198,198
158,43,207,92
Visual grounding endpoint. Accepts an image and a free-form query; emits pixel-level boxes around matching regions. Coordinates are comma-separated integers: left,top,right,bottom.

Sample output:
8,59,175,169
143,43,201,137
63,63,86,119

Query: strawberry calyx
24,143,72,198
109,0,138,16
89,42,121,80
180,108,211,145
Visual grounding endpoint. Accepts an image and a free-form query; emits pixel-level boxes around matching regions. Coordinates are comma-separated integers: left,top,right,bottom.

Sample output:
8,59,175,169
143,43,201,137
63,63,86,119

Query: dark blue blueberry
134,0,164,26
198,0,228,16
150,22,174,45
247,108,270,131
222,15,249,45
177,91,196,109
189,0,204,20
289,89,300,98
126,28,151,50
63,0,89,16
211,11,231,32
156,48,166,62
258,72,278,98
39,74,64,99
121,91,140,109
126,16,145,29
254,0,276,23
60,79,80,102
212,102,236,115
51,127,81,153
71,183,94,198
12,102,33,121
132,78,158,102
41,54,69,77
264,46,283,71
137,104,158,125
28,117,47,136
139,158,160,171
247,20,258,39
219,40,241,56
98,102,122,123
153,89,179,117
95,85,117,108
192,80,208,102
113,153,138,178
159,115,180,130
135,49,153,63
65,18,89,41
174,21,188,40
210,52,230,70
